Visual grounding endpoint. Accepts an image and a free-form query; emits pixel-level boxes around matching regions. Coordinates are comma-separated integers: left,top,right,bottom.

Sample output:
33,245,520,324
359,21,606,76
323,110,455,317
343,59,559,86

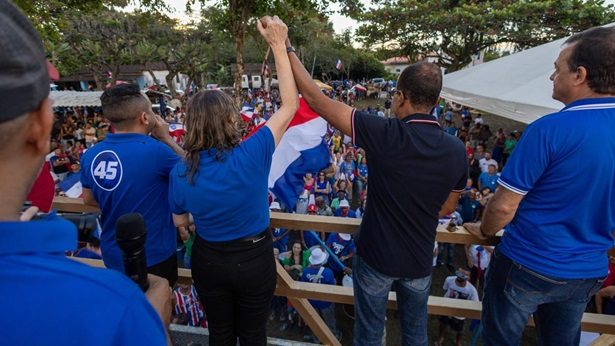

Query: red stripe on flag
288,97,320,128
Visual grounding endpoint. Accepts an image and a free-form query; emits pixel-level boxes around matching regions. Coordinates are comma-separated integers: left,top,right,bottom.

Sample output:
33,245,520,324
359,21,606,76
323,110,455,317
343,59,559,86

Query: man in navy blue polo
285,31,468,345
0,2,169,343
81,83,185,286
465,26,615,345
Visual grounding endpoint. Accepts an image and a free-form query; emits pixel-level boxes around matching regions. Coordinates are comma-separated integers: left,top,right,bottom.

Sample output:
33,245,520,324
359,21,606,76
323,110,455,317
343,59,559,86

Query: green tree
355,0,615,72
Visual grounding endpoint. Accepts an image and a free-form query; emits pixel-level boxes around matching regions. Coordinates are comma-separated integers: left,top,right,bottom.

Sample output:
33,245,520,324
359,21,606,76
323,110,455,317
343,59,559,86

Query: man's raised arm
286,39,353,136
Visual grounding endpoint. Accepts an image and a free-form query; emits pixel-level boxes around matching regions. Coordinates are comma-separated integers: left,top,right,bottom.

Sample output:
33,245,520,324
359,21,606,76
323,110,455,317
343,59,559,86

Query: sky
126,0,370,35
128,0,615,35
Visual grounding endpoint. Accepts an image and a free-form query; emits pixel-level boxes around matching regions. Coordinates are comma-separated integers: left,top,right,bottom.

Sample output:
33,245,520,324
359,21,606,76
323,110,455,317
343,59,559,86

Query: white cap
308,248,328,266
269,202,281,210
339,200,350,208
339,233,351,241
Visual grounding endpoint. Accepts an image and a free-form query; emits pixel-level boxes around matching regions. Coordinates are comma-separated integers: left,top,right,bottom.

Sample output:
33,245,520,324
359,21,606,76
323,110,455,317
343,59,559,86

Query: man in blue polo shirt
285,29,467,345
0,2,169,343
465,26,615,345
81,83,184,286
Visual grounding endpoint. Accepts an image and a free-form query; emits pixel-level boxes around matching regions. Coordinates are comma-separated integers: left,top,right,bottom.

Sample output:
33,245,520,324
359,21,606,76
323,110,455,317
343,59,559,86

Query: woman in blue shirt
169,17,299,345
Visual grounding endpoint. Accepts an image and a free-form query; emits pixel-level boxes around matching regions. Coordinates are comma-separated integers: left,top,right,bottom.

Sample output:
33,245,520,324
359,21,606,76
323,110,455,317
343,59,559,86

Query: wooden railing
54,197,615,345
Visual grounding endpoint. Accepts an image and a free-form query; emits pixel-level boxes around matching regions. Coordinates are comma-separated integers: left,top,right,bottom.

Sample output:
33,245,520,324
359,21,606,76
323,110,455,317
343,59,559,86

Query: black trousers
192,232,276,346
148,253,178,287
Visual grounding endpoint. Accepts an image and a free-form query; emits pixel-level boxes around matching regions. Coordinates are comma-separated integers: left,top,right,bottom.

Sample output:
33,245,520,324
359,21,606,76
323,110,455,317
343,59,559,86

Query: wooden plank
52,197,500,245
52,196,100,213
67,256,615,334
591,334,615,346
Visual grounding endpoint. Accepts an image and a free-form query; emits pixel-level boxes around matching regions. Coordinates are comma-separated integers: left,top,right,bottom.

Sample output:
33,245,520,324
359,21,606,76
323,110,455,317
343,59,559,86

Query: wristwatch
286,46,296,54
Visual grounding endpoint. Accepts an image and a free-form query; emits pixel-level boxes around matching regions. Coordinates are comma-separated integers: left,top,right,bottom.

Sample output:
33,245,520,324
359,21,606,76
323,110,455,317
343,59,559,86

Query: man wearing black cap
0,1,169,344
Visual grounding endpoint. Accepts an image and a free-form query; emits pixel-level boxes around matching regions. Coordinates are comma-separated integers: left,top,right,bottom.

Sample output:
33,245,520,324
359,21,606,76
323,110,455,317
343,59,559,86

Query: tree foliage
356,0,615,72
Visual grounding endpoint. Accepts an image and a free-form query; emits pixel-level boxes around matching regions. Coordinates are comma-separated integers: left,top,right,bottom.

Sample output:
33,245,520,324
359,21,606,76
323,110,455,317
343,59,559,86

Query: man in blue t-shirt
300,248,342,341
465,27,615,345
81,83,184,286
477,164,498,192
0,4,169,343
326,233,355,276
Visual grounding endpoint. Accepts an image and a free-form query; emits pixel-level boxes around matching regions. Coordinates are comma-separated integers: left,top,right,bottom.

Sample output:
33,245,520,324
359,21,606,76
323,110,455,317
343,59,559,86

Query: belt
235,229,269,243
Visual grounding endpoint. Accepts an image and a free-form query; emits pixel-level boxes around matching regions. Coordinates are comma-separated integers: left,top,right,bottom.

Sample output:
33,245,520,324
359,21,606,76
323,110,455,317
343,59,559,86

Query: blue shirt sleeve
499,122,550,195
155,141,180,177
80,154,93,189
168,165,186,215
241,126,275,174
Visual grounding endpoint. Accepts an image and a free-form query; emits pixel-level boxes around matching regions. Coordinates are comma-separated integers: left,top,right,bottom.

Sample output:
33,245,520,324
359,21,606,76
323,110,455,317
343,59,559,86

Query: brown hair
183,90,243,184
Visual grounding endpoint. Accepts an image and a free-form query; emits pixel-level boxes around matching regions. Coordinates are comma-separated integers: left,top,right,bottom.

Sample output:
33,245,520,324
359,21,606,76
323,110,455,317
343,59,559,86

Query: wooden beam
52,197,500,245
53,196,100,213
591,334,615,346
69,257,615,334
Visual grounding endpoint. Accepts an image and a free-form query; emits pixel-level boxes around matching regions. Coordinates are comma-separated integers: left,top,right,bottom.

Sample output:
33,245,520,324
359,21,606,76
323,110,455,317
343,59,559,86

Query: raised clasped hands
257,15,288,48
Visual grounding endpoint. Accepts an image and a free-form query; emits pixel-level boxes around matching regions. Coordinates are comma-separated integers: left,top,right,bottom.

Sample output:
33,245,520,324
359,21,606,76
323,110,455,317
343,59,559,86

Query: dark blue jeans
353,255,431,346
482,248,605,346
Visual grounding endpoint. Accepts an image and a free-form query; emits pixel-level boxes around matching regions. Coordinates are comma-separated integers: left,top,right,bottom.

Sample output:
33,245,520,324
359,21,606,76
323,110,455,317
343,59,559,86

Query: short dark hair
564,26,615,94
397,61,442,108
100,84,149,126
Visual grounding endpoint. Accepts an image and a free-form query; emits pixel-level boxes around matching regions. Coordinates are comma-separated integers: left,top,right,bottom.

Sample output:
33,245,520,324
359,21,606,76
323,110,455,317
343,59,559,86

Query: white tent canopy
442,23,614,124
441,37,567,124
50,91,103,107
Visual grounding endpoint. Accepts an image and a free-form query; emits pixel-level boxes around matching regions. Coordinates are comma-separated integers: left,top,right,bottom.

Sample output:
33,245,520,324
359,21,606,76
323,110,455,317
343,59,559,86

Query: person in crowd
472,143,485,161
464,244,493,291
284,22,468,344
478,164,499,192
330,189,348,211
270,202,290,253
478,151,498,173
326,232,355,280
84,122,97,148
50,147,71,181
80,83,183,286
57,161,81,197
280,240,309,280
300,248,342,342
303,172,315,192
356,156,368,193
435,270,479,346
458,187,480,223
334,199,356,218
0,2,170,343
356,198,367,219
168,17,299,345
468,155,481,188
464,141,474,158
491,128,505,164
173,283,206,328
302,204,326,248
315,196,333,216
479,124,492,147
314,171,331,204
465,26,615,345
469,124,482,148
502,131,518,166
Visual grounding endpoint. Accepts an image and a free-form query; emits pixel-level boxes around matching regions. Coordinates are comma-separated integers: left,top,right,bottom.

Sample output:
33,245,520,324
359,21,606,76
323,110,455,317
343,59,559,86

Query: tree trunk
166,72,178,99
233,32,245,107
146,65,161,90
93,73,103,91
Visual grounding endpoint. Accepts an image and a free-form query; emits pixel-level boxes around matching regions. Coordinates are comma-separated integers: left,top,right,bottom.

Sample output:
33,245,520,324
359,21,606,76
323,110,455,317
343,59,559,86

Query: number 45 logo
91,150,123,191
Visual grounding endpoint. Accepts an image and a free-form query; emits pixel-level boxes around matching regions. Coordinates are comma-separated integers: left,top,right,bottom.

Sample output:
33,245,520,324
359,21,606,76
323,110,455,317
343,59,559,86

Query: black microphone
116,213,149,292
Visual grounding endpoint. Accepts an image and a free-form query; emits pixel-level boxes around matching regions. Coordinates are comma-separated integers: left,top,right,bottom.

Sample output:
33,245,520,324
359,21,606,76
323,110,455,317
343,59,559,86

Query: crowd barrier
53,197,615,346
